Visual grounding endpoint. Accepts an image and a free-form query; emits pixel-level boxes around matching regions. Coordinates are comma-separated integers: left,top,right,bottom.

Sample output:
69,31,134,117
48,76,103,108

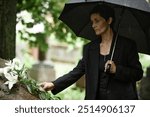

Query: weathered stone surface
0,58,39,100
0,77,39,100
50,45,81,63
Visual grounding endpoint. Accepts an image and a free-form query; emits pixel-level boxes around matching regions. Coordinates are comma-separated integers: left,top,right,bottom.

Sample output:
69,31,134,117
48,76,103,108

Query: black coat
52,35,143,100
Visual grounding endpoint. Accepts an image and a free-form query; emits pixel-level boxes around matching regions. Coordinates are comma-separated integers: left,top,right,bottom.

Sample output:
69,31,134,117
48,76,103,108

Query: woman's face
90,13,110,36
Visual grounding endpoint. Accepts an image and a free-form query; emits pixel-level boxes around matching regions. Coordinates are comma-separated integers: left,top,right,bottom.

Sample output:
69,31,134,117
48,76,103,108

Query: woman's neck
99,28,114,55
100,28,113,44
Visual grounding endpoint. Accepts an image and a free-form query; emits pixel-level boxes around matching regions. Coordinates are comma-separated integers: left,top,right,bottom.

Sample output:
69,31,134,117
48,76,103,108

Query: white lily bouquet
0,58,59,100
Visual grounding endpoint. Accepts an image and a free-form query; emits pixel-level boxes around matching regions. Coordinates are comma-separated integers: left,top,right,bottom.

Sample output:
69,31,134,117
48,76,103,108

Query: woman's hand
104,60,116,73
39,82,54,91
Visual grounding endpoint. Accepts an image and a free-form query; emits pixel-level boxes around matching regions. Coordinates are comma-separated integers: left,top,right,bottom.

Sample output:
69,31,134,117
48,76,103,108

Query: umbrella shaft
111,7,125,60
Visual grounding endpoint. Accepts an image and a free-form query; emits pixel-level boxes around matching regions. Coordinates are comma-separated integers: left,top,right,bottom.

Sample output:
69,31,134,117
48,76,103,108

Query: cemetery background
0,0,150,100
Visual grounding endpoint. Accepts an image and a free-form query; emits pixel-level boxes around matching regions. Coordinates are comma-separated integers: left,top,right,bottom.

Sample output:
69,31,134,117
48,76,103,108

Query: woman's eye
95,20,99,23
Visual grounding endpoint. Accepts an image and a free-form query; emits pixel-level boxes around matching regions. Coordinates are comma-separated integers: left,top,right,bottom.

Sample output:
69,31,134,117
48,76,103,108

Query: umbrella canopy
59,0,150,55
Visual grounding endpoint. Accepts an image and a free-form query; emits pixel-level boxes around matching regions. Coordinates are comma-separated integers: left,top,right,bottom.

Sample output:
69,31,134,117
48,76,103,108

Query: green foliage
139,54,150,76
1,58,60,100
56,85,85,100
19,77,60,100
17,0,84,52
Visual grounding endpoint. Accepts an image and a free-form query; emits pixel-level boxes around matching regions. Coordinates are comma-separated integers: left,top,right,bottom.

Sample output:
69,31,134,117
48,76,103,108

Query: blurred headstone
28,61,56,82
50,45,80,63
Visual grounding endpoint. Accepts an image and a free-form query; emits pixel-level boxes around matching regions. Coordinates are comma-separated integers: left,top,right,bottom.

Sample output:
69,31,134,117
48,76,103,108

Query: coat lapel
88,39,100,97
87,36,118,99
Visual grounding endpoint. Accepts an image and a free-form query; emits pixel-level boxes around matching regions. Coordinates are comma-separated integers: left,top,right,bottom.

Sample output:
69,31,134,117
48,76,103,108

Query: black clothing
52,35,143,100
96,54,110,100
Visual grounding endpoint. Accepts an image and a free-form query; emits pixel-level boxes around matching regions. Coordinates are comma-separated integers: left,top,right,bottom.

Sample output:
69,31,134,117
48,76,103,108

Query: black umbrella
59,0,150,55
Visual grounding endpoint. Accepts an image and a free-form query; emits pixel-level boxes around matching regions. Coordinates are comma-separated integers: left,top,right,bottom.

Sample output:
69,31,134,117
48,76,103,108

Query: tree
17,0,79,53
0,0,16,59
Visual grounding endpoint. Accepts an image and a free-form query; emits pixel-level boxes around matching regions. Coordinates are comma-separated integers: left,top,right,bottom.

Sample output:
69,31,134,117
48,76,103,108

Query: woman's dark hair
90,4,115,28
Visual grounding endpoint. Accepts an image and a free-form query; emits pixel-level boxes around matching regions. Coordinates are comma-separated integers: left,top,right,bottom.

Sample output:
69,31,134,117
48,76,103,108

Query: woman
40,4,143,100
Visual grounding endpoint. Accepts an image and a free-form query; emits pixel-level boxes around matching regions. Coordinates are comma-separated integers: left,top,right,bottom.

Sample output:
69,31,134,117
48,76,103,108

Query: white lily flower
12,58,23,71
3,67,12,77
4,72,18,90
5,60,12,66
2,58,27,90
4,71,18,80
4,79,18,89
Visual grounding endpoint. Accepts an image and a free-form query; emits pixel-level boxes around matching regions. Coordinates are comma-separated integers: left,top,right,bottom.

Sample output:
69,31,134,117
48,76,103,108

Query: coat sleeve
51,46,86,95
114,40,143,82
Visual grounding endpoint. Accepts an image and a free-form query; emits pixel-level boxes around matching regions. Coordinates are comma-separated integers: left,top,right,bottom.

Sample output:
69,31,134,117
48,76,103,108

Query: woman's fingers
38,82,54,91
105,60,112,72
105,60,116,73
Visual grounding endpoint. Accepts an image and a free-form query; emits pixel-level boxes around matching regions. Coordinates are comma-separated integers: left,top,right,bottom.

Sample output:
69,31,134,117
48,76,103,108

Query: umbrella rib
130,10,147,36
130,9,150,52
78,20,90,36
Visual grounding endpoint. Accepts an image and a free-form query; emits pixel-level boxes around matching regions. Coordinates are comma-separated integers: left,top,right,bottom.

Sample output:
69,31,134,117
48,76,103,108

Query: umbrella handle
105,64,111,73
